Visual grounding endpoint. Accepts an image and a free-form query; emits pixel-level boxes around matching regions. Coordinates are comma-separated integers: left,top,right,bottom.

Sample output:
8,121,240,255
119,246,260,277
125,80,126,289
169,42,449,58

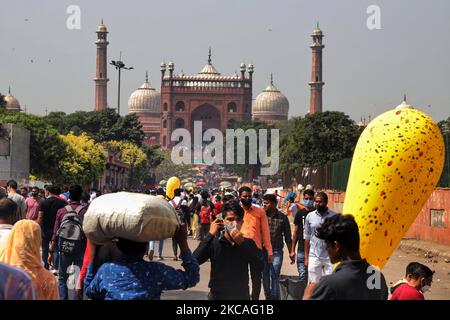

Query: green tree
280,111,360,173
44,109,145,145
224,120,278,181
0,93,6,109
0,110,68,182
59,132,106,186
103,140,148,188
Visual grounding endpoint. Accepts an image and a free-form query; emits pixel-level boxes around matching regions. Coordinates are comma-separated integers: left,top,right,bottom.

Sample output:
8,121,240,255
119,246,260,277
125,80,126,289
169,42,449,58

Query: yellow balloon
343,102,445,269
166,176,180,200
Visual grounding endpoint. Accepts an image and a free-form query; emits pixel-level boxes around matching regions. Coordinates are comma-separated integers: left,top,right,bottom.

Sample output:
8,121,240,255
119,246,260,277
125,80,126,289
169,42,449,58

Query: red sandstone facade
94,21,109,111
159,59,253,148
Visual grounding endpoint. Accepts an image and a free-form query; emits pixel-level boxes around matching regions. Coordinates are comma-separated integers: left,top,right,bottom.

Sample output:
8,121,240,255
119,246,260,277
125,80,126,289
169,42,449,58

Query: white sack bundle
83,192,180,244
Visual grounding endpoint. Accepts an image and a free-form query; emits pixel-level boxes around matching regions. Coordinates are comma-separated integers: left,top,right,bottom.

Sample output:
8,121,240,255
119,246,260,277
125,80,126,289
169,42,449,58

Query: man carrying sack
82,192,200,300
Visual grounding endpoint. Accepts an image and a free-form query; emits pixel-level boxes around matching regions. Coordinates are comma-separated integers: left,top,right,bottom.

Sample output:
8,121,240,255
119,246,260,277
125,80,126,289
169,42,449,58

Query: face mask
317,205,327,213
304,199,314,208
240,198,252,207
225,222,237,234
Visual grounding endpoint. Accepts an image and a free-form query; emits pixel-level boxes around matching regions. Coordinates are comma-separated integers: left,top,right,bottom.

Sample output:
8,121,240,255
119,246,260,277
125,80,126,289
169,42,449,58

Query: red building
158,49,253,148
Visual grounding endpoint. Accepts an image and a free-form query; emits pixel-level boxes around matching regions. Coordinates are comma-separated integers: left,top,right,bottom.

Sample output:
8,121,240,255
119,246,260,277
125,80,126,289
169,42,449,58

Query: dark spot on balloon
384,230,388,237
387,161,393,166
365,198,368,203
396,111,401,115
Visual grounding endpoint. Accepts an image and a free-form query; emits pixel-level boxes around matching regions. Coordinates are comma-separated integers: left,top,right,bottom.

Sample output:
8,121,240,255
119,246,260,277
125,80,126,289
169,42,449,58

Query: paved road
158,237,450,300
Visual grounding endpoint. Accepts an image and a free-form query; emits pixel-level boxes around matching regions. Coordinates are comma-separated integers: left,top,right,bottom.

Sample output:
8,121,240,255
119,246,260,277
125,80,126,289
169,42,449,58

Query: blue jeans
149,240,164,257
297,248,307,281
57,240,84,300
41,232,59,269
262,249,283,300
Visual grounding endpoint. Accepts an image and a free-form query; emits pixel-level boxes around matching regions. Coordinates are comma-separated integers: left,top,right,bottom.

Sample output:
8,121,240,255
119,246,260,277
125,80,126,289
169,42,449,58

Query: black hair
263,193,278,204
222,200,244,220
31,186,39,192
222,194,235,203
174,188,183,197
316,214,360,252
405,262,434,279
69,185,83,201
116,238,148,257
200,190,210,200
315,191,328,204
81,192,90,203
45,185,59,195
156,188,165,196
238,186,252,196
6,180,18,190
304,189,315,197
215,195,222,201
0,198,17,220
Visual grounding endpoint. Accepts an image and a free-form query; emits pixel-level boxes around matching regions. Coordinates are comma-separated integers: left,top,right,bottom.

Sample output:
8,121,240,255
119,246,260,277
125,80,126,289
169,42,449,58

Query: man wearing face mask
302,191,336,299
390,262,433,300
193,201,262,300
290,189,315,281
308,214,388,300
238,186,273,300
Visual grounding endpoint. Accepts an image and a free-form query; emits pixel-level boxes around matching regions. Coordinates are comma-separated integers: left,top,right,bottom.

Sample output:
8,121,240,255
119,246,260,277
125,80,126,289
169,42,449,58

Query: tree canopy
0,110,68,182
44,109,145,146
224,119,278,180
103,140,148,188
0,93,5,109
59,132,106,186
280,111,360,173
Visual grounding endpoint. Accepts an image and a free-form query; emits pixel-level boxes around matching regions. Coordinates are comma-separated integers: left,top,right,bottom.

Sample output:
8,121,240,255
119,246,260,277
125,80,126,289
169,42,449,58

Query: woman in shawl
0,220,59,300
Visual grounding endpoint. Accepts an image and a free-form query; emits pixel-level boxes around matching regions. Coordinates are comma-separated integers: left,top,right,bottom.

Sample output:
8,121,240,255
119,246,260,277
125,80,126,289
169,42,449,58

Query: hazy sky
1,0,449,122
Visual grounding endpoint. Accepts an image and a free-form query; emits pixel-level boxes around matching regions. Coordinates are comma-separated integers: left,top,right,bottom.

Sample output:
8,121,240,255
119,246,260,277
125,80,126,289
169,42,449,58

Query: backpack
170,198,184,223
56,205,85,254
199,204,212,224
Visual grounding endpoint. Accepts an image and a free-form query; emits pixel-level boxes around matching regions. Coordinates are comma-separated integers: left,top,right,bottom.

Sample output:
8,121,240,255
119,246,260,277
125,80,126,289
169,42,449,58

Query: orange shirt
240,205,273,256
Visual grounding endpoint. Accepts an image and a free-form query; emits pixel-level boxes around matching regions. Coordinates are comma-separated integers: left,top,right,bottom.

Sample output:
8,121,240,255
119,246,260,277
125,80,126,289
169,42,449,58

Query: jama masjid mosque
93,21,325,147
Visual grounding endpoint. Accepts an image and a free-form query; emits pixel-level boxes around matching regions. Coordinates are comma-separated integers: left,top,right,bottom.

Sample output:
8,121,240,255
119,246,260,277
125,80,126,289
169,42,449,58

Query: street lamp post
110,54,133,115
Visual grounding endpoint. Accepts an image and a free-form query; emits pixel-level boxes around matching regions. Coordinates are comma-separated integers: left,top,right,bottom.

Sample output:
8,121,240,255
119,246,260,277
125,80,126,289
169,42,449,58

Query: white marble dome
3,88,21,112
252,78,289,116
128,74,160,113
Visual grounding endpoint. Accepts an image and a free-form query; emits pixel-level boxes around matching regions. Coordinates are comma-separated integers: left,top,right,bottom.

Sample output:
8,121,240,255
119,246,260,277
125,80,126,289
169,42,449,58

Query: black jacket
193,233,262,300
309,259,389,300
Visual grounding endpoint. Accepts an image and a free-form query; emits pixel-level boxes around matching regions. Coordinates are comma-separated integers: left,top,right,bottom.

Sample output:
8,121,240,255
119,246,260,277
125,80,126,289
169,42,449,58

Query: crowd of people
0,179,435,300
